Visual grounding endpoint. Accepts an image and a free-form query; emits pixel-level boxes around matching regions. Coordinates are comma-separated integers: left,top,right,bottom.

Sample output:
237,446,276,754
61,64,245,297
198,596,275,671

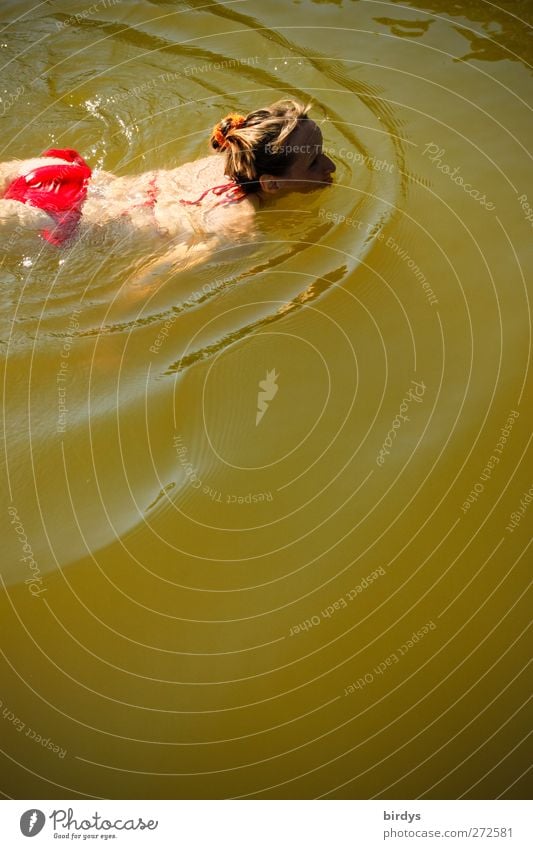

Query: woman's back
79,153,257,247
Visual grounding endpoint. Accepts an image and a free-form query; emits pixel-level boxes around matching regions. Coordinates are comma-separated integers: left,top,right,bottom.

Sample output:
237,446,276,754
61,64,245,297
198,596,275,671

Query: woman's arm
0,199,55,236
126,234,220,296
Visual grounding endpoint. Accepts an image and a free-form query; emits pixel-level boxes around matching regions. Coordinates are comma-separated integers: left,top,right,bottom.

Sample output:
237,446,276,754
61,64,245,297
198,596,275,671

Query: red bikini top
130,178,246,217
179,181,247,208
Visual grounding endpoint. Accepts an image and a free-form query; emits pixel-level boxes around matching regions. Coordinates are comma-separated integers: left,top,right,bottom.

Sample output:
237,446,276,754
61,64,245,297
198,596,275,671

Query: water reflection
390,0,533,63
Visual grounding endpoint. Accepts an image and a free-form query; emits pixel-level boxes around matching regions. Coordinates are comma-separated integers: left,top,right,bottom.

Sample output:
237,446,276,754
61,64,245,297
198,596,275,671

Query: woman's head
210,99,335,196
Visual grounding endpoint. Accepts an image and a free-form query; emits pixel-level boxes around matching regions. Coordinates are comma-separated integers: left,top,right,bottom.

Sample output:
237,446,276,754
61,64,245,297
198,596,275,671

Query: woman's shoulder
203,191,257,240
162,154,258,238
162,153,223,191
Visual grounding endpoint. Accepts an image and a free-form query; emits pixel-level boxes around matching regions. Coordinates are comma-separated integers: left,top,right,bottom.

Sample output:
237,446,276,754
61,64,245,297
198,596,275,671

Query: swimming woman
0,98,335,281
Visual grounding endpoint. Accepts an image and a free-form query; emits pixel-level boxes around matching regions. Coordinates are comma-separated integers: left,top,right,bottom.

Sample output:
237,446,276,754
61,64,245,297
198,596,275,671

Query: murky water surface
1,0,531,798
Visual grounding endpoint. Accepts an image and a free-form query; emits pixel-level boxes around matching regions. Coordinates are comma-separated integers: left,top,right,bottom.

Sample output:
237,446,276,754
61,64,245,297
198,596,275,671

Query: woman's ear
258,174,282,194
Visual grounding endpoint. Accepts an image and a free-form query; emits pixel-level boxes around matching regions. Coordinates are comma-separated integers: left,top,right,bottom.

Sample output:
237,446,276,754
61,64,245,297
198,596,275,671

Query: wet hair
210,98,312,193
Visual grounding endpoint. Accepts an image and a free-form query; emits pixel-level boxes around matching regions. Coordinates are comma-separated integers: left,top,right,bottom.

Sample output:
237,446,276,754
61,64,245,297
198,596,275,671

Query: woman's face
277,119,336,193
258,119,336,196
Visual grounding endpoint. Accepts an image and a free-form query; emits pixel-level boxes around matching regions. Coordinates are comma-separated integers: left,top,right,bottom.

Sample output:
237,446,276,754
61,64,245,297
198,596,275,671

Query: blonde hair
210,98,312,193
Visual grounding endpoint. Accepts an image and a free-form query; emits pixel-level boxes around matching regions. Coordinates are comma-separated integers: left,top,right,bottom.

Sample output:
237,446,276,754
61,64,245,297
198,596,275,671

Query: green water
0,0,531,799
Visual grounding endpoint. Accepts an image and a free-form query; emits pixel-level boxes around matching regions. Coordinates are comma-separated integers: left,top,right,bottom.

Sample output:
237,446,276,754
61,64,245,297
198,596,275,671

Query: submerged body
0,151,262,289
0,151,257,250
0,102,335,282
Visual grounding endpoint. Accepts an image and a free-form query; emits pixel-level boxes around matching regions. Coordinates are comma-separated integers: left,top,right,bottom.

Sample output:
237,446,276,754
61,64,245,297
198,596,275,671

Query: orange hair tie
212,113,246,149
211,124,227,148
227,112,246,129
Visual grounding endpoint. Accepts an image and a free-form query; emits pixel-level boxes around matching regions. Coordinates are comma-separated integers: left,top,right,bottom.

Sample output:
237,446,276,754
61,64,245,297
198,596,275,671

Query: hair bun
211,112,246,150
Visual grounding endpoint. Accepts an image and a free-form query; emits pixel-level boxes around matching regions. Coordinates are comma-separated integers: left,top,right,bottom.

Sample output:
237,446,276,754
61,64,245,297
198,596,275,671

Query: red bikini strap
144,175,158,208
179,181,246,207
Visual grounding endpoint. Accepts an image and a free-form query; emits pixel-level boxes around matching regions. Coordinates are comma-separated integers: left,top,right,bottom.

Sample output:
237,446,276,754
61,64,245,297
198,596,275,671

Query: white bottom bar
0,799,530,848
